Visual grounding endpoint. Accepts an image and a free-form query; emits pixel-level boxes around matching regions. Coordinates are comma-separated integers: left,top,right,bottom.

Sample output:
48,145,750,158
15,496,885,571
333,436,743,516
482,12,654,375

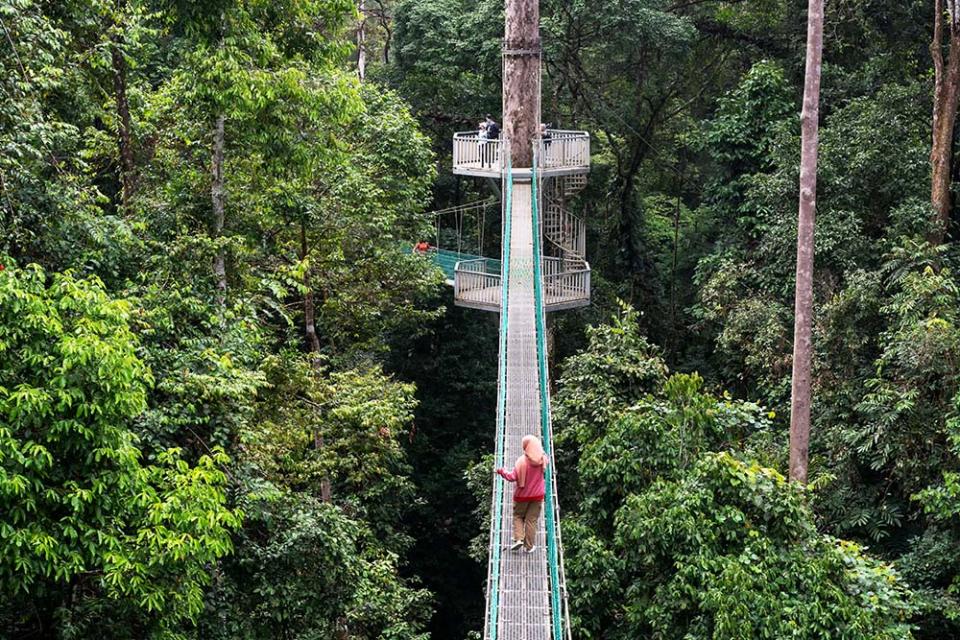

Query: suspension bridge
414,2,591,636
419,110,590,640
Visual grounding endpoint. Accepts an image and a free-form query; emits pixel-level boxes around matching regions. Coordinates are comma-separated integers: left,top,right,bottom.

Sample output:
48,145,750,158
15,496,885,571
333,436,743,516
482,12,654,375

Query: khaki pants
512,500,542,550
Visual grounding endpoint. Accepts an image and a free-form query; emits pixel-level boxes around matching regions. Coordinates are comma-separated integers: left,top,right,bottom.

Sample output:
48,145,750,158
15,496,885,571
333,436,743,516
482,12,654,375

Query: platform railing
453,132,503,173
455,257,589,310
454,130,589,176
454,258,502,307
542,257,590,304
540,130,590,172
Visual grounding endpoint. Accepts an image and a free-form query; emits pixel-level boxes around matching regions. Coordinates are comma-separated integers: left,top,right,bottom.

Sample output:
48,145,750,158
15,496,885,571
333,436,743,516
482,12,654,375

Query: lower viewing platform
453,257,590,312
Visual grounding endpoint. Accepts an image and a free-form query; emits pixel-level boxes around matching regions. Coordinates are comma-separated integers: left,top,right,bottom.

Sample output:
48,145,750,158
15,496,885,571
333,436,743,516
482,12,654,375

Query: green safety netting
410,247,482,282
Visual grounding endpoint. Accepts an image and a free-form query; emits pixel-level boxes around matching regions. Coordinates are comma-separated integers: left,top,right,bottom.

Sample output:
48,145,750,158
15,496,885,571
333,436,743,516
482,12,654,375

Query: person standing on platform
485,115,500,139
478,120,490,167
540,123,553,163
496,434,547,553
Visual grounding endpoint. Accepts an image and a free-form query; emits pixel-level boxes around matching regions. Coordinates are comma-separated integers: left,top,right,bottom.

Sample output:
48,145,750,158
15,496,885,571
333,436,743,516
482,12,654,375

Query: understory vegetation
2,0,960,638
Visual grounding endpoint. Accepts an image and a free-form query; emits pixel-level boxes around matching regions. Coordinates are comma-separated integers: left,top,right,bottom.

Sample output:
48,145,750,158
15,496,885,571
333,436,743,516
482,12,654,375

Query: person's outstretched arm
496,465,518,482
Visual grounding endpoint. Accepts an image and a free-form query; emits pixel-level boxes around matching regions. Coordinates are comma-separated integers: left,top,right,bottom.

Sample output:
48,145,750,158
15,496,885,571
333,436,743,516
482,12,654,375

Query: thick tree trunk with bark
211,114,227,304
503,0,540,168
789,0,824,485
930,0,960,244
111,34,135,211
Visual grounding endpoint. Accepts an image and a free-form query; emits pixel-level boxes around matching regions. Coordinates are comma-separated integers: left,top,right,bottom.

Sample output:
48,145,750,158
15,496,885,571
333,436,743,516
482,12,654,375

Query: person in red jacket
496,435,548,553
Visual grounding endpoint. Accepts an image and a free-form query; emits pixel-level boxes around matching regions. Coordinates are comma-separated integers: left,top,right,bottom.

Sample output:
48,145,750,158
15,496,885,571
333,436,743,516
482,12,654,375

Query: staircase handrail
542,203,586,261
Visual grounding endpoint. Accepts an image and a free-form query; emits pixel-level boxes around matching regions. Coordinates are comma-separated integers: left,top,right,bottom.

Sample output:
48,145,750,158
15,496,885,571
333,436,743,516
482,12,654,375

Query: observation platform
414,249,590,312
453,130,591,179
453,256,590,313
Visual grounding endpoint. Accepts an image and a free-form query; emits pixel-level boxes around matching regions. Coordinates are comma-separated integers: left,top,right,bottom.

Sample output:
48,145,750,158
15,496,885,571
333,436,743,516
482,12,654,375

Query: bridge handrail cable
483,147,513,640
532,154,573,640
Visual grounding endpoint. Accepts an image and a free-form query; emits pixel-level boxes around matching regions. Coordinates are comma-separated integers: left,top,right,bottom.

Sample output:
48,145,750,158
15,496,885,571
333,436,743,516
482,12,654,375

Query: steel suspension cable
531,155,565,640
484,156,513,640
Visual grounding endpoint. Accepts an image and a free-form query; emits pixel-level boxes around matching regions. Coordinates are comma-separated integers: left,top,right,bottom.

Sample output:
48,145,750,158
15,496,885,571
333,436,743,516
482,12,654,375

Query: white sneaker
510,540,523,551
523,545,536,554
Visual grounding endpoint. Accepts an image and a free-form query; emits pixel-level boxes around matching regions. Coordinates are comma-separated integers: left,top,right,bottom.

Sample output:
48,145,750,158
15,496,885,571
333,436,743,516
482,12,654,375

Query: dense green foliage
2,0,437,636
4,0,960,638
0,263,240,636
390,0,956,636
554,309,914,639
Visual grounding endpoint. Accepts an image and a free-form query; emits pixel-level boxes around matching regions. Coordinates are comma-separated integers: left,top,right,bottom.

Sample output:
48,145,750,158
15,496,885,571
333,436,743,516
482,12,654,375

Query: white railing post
453,132,505,175
456,130,586,175
537,130,589,174
454,258,505,310
540,257,591,308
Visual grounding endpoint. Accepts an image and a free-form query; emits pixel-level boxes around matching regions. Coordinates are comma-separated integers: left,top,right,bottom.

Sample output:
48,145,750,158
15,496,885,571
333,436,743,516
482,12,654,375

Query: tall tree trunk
616,141,647,276
301,221,323,356
671,191,681,343
111,32,135,211
789,0,824,485
380,7,391,65
315,429,332,503
0,170,16,256
357,0,367,82
303,287,322,354
211,114,227,306
930,0,960,244
300,221,332,503
503,0,540,168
